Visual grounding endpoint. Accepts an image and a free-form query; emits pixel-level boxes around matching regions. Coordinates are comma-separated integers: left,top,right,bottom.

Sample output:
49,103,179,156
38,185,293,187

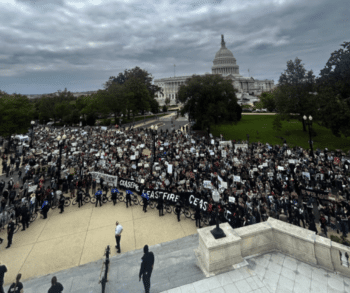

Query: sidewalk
124,113,176,131
0,189,199,287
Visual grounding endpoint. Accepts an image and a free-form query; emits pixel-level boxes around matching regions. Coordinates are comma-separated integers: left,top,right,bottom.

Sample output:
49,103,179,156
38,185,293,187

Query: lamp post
150,125,158,175
303,115,314,159
210,188,226,239
80,148,85,179
56,134,67,180
30,120,35,148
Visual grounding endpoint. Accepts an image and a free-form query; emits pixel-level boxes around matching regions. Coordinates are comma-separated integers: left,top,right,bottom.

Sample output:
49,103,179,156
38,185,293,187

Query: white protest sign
235,144,248,150
234,176,241,182
220,141,232,147
203,181,212,189
302,172,310,180
211,139,214,145
229,196,235,203
168,164,173,174
222,150,227,157
278,166,284,171
219,181,227,189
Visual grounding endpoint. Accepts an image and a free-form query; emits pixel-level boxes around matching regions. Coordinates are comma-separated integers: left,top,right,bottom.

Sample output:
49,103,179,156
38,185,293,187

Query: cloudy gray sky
0,0,348,95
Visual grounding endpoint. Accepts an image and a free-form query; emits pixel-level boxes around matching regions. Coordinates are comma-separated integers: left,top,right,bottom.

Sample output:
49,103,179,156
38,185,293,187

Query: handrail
98,245,110,293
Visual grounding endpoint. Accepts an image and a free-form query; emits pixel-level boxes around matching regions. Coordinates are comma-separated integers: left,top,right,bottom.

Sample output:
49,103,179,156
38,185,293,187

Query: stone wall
242,218,350,277
195,217,350,278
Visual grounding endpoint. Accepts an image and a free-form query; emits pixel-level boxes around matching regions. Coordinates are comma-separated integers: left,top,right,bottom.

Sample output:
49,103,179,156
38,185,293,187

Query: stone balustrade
195,217,350,278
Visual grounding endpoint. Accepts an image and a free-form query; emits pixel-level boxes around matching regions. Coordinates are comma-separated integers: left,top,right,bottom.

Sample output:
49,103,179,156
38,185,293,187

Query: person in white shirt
115,221,123,253
30,193,36,215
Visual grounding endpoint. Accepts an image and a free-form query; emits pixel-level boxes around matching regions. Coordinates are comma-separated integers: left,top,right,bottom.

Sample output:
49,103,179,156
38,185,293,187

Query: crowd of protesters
1,124,350,241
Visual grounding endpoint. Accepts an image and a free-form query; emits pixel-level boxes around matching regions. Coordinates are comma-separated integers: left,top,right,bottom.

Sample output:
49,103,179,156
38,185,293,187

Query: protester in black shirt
142,195,148,213
195,205,202,228
7,273,23,293
77,188,84,208
157,196,164,216
47,276,64,293
0,261,7,293
175,201,181,222
6,216,15,249
58,194,65,214
20,205,30,231
139,245,154,293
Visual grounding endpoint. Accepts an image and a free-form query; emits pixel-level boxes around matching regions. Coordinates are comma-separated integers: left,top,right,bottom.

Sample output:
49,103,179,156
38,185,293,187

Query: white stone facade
154,35,274,106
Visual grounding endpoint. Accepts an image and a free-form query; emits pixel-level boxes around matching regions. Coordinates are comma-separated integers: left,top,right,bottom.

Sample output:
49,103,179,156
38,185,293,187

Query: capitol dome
212,35,241,76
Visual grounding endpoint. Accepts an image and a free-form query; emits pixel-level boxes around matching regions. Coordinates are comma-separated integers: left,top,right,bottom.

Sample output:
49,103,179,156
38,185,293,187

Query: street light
303,115,314,159
210,187,226,239
150,125,158,175
30,120,35,148
80,147,85,179
56,134,67,181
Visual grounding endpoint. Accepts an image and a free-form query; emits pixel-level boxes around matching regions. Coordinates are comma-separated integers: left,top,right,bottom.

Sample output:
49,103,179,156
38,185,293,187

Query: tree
55,101,71,122
178,74,240,132
123,77,150,118
259,92,276,112
38,97,56,123
103,66,163,104
313,41,350,137
164,97,171,107
272,115,283,132
0,95,34,152
317,41,350,102
149,98,159,114
275,57,317,131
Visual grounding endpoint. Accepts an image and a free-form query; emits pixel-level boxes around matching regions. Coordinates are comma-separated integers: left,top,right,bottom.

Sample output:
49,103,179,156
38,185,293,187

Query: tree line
256,41,350,138
0,41,349,148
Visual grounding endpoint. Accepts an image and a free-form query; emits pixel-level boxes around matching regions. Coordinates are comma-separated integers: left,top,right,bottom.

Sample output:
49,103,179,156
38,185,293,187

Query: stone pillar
194,223,244,277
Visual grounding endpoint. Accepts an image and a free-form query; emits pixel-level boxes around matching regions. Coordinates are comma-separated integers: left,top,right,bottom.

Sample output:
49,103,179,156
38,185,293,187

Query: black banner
141,188,209,212
119,178,141,193
300,187,337,201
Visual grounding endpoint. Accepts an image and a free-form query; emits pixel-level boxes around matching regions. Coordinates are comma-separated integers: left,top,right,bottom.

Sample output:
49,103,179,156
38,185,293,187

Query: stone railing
195,217,350,278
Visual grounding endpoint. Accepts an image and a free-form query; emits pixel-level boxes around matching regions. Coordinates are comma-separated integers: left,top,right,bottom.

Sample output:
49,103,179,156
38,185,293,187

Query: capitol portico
154,35,275,106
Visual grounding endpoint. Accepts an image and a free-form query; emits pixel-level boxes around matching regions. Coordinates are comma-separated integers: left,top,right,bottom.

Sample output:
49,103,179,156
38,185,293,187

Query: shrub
162,105,168,112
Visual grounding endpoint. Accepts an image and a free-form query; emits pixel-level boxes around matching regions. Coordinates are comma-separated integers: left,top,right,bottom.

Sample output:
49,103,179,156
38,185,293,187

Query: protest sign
234,175,241,182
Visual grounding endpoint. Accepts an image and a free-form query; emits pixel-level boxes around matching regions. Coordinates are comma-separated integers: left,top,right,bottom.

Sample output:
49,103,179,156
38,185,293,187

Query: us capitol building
154,35,274,106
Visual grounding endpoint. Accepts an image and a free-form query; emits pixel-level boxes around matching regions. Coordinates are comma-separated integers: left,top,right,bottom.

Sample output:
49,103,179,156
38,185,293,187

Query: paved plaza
1,229,349,293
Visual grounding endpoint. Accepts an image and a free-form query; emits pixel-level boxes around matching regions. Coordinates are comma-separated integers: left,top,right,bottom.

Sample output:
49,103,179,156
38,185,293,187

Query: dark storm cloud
0,0,349,95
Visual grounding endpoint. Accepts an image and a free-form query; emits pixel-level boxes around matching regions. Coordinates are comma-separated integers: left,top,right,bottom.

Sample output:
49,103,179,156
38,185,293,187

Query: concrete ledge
195,223,243,276
195,218,350,278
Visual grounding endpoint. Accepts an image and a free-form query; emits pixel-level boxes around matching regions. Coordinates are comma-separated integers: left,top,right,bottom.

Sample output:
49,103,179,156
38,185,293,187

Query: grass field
210,115,350,154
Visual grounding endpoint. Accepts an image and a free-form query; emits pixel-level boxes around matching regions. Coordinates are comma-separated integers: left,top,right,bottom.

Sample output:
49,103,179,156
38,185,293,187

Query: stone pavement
3,231,350,293
0,190,200,288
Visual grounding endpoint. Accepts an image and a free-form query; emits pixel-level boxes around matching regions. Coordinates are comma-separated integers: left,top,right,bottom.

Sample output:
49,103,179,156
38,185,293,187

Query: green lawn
211,115,350,153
